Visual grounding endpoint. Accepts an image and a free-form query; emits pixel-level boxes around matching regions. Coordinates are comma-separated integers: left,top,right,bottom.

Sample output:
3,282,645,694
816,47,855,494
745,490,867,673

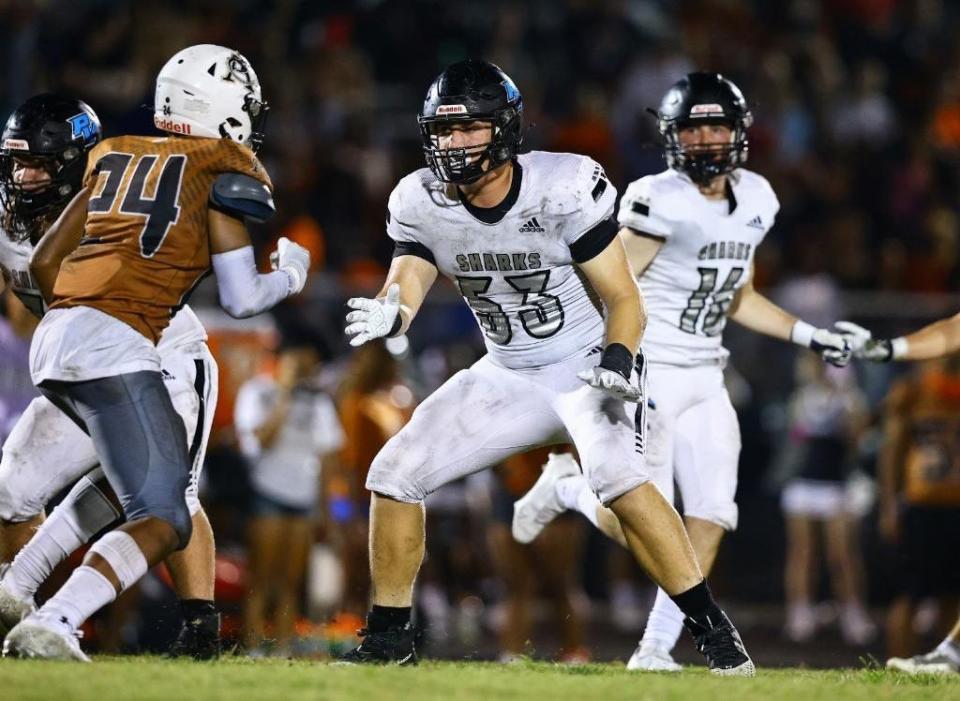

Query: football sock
180,598,218,623
369,605,411,632
40,565,116,631
670,580,726,633
5,474,120,599
555,475,601,528
88,531,148,590
639,587,686,652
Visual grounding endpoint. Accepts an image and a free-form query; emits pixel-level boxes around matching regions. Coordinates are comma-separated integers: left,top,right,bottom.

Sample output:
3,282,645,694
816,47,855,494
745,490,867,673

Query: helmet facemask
0,147,85,242
419,107,520,185
661,118,750,186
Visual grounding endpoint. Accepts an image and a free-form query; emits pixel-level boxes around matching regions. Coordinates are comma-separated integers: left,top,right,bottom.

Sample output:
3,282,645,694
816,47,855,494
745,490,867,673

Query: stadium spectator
235,336,344,656
334,340,414,618
880,359,960,660
488,448,588,663
779,355,875,645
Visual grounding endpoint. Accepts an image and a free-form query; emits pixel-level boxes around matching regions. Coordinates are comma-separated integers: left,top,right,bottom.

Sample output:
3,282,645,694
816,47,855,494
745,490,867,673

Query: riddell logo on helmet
154,116,192,135
690,103,724,116
437,104,468,115
2,138,29,151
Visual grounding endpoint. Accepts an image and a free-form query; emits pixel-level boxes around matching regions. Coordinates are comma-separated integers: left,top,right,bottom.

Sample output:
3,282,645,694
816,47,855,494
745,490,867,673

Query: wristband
387,314,403,338
790,320,816,348
600,343,633,380
891,337,909,360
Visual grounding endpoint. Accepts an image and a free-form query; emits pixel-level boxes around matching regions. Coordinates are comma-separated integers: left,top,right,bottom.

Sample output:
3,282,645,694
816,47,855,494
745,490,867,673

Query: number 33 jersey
387,151,619,370
618,168,779,367
51,135,272,343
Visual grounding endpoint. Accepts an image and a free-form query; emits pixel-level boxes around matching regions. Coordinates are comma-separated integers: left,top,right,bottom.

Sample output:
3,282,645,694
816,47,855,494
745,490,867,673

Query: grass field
3,657,959,701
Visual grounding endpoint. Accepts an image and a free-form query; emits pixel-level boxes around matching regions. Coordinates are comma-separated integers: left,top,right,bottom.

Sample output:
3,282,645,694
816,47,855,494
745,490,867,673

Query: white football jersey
0,230,45,317
618,168,779,367
387,151,619,370
0,223,205,354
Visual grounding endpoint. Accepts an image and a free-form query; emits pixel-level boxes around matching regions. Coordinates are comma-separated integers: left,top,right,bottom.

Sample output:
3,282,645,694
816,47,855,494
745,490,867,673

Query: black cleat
168,610,221,661
338,623,418,665
684,609,755,676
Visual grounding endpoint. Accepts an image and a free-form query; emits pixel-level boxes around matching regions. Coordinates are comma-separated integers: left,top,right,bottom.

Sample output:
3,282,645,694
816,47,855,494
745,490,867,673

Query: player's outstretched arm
345,255,437,347
29,187,91,302
576,236,645,402
836,313,960,362
729,265,851,366
208,209,310,318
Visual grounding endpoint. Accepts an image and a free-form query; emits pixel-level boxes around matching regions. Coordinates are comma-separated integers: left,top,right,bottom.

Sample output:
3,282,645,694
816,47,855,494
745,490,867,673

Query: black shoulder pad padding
210,173,275,222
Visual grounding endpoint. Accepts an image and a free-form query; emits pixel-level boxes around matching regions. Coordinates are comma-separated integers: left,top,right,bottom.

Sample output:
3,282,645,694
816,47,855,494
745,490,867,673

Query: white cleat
0,565,36,637
3,612,90,662
887,649,959,675
511,452,581,544
627,642,682,672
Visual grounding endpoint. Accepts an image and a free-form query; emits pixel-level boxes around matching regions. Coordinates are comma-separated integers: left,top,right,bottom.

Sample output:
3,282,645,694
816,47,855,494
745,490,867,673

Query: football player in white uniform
513,73,852,671
836,317,960,675
341,60,754,675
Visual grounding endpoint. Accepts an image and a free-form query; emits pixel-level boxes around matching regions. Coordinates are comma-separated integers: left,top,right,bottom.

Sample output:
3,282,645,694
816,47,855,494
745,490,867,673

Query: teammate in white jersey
513,73,853,671
0,95,220,658
340,60,754,675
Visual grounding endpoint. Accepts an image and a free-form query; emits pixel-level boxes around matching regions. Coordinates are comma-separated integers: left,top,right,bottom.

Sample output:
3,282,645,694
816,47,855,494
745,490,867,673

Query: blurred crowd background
1,0,959,666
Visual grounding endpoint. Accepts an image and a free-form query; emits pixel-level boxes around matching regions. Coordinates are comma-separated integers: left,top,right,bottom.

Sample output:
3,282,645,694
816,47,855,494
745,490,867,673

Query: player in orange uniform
837,317,960,675
2,45,310,661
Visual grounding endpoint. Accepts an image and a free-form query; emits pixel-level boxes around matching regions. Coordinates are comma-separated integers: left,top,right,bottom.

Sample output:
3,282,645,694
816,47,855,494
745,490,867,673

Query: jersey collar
458,159,523,225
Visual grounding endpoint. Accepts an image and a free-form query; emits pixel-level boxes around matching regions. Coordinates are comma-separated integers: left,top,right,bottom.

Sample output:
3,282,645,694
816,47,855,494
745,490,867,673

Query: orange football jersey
896,371,960,506
51,135,272,343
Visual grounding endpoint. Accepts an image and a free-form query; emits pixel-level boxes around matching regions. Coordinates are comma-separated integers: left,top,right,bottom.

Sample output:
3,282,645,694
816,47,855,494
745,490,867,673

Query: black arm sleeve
392,240,436,266
569,217,618,263
209,173,276,222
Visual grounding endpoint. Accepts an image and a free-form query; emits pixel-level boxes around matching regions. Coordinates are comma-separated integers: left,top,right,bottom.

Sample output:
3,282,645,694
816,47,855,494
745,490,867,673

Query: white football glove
577,366,642,403
810,328,852,367
834,321,896,362
345,283,401,347
269,236,310,294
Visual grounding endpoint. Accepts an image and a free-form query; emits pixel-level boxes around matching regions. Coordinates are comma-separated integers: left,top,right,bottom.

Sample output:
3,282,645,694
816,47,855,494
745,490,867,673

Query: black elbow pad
209,173,275,222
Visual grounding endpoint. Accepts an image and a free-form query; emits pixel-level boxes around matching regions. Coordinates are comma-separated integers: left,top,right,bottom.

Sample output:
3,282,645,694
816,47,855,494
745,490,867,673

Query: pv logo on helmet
68,113,99,141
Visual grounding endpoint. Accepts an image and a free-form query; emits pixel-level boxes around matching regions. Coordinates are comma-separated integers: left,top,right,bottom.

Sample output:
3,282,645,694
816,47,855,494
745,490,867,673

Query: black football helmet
0,94,101,241
654,72,752,186
418,60,524,184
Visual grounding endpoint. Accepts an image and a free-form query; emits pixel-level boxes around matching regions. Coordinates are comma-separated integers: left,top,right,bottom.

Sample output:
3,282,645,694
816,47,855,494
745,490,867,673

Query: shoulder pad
736,169,780,218
210,173,275,222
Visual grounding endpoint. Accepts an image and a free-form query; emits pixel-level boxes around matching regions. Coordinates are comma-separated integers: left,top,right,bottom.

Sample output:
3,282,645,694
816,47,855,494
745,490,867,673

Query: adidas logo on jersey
746,215,764,229
519,217,545,233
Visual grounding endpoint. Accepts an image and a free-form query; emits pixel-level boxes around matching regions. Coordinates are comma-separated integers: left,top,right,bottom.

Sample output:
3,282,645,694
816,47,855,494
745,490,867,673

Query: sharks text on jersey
455,251,543,273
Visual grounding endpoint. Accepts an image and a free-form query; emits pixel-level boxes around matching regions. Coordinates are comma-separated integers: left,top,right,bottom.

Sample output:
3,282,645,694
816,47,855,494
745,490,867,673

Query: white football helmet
154,44,268,151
